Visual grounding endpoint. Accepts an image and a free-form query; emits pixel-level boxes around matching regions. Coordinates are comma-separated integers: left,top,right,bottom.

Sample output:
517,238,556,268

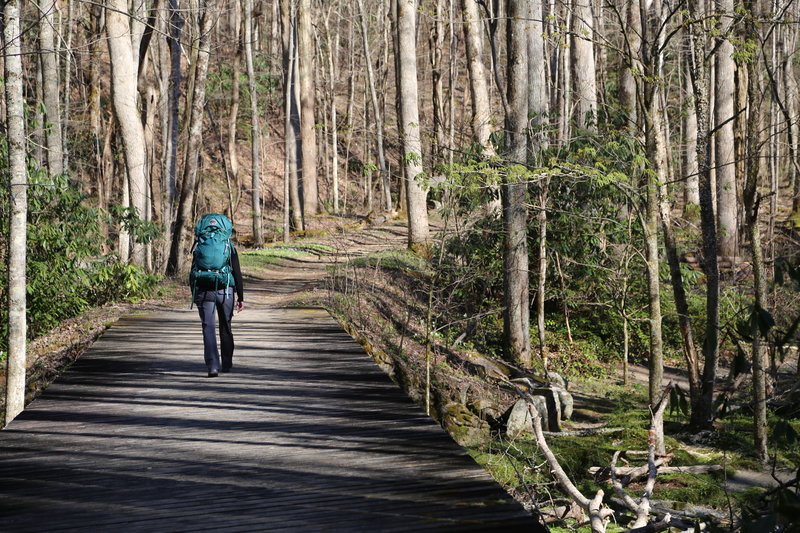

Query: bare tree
743,0,769,464
298,0,319,215
685,0,721,430
282,0,304,230
167,0,216,274
395,0,429,248
106,0,150,266
244,0,264,245
461,0,495,155
357,0,391,212
503,0,531,365
571,0,598,131
683,55,701,211
3,0,28,426
714,0,738,259
39,0,64,177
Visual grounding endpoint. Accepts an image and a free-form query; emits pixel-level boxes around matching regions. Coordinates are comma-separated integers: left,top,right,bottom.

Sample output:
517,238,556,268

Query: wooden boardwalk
0,292,539,531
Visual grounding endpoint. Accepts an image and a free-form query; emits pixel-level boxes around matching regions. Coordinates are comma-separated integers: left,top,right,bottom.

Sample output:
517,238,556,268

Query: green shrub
0,168,159,353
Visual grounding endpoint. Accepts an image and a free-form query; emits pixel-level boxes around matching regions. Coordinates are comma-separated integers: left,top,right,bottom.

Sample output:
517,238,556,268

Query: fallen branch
590,464,723,483
610,386,672,529
543,427,625,437
525,399,614,533
623,513,673,533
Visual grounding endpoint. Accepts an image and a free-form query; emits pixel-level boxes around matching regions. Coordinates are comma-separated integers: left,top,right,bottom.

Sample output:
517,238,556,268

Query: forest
1,0,800,530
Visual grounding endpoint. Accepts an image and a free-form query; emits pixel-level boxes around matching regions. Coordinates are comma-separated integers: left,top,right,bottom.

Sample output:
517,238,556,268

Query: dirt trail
244,218,409,306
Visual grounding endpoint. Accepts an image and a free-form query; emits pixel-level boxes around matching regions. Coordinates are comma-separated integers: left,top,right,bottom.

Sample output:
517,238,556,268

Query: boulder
533,387,562,432
555,386,573,420
442,402,490,447
505,396,549,439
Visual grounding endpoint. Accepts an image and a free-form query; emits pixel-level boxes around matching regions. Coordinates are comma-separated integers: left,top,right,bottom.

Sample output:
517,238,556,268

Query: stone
555,386,573,420
546,372,567,389
442,402,490,447
533,387,562,432
470,398,502,421
505,396,549,439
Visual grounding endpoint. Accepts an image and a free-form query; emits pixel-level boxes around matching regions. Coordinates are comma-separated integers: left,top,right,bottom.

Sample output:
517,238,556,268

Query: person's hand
236,301,245,313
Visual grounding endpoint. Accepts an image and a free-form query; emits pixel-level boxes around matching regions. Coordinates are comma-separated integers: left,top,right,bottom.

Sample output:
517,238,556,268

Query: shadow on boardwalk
0,281,542,532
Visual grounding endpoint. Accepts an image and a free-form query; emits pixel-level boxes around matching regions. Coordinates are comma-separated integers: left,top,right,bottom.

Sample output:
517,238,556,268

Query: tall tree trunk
323,6,340,214
39,0,64,177
429,0,447,167
167,0,215,275
618,0,641,128
503,0,531,366
282,0,303,230
283,0,297,241
640,0,667,454
714,0,737,259
356,0,390,212
298,0,318,215
528,0,548,147
530,0,549,367
61,0,74,173
686,0,721,430
683,53,701,211
3,0,28,426
87,2,105,209
107,0,149,267
571,0,597,131
395,0,429,248
743,0,769,465
228,0,242,205
244,0,263,245
164,0,182,242
461,0,495,155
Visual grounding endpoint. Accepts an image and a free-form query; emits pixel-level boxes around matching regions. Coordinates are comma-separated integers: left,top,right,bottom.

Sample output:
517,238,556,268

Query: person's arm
231,248,244,305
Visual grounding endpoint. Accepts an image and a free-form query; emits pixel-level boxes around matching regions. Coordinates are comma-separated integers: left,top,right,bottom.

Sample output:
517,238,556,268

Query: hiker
189,213,244,377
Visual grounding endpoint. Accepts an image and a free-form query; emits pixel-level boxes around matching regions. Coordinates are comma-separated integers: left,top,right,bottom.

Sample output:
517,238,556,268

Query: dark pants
195,288,235,373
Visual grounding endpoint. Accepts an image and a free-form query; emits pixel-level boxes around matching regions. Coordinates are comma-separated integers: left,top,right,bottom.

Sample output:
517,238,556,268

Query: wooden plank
0,291,541,531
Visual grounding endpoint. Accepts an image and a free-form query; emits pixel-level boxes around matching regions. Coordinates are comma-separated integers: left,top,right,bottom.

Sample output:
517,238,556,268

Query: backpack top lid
195,213,233,239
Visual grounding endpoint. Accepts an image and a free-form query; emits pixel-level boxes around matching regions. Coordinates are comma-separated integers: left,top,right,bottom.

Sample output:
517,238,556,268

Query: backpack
189,214,235,303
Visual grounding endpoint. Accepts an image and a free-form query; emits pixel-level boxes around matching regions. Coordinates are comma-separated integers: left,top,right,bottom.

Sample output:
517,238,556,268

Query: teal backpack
189,214,235,304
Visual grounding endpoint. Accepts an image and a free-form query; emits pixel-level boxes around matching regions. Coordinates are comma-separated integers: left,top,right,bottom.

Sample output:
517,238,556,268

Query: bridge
0,279,540,532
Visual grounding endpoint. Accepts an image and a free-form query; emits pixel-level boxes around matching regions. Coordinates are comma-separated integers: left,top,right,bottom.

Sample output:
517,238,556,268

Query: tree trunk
356,0,391,212
571,0,597,131
429,0,447,168
167,0,215,275
87,2,105,209
743,0,769,465
61,0,74,173
282,0,303,230
686,0,721,430
461,0,495,155
683,53,701,211
283,3,296,241
228,0,242,204
107,0,149,267
503,0,531,366
639,0,667,454
714,0,738,259
528,0,548,147
324,8,341,214
39,0,64,177
298,0,318,215
395,0,429,248
618,0,641,128
164,0,182,242
244,0,263,246
3,0,28,426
